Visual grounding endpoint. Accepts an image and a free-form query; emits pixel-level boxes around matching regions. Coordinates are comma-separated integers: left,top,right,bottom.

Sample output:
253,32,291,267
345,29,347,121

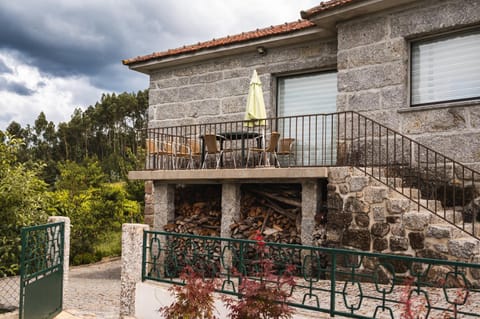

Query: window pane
277,72,337,165
411,30,480,105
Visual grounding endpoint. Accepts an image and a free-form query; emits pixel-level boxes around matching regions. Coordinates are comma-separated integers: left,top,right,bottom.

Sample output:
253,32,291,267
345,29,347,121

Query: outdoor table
219,131,261,167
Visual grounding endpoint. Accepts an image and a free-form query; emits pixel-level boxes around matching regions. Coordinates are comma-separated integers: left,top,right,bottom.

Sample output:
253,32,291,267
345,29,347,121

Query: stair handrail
342,111,480,240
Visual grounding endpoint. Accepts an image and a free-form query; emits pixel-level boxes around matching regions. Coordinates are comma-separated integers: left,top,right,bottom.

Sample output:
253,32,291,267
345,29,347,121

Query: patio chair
176,138,202,169
246,131,280,167
277,138,296,167
146,138,176,169
201,134,236,169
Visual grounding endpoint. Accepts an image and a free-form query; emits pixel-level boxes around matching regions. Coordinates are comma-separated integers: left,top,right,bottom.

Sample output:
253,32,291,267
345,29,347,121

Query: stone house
124,0,480,262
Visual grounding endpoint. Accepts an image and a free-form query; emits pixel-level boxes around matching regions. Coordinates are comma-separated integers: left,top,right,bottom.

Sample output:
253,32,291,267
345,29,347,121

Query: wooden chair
277,138,295,167
246,132,280,167
176,138,202,169
146,138,158,169
201,134,236,169
146,138,176,169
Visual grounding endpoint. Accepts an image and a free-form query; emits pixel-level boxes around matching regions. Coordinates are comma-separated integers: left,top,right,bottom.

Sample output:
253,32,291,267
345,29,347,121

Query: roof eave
127,27,333,74
303,0,418,31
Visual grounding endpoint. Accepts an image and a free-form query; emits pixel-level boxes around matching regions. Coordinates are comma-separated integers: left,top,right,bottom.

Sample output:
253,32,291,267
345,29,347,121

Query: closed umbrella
244,69,268,165
244,69,267,127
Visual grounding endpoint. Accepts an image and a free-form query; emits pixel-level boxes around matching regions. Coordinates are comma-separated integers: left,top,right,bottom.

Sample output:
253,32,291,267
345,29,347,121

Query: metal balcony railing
143,231,480,318
140,111,480,238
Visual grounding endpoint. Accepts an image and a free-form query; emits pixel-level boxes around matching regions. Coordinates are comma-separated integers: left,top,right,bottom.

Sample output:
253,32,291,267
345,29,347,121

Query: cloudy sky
0,0,319,130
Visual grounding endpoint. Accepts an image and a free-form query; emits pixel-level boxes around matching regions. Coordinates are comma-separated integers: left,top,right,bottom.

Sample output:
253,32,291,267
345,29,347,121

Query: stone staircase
322,167,480,264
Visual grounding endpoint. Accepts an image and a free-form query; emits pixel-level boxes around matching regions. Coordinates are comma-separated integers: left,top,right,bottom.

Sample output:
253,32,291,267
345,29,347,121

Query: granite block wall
148,39,337,129
336,0,480,169
317,167,480,283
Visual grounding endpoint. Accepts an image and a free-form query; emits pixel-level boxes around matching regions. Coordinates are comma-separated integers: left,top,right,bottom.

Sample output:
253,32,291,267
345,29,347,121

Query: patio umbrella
244,69,267,127
244,69,268,164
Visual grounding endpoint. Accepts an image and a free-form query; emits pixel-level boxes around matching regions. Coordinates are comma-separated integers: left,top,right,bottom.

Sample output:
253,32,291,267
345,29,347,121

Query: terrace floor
128,167,328,183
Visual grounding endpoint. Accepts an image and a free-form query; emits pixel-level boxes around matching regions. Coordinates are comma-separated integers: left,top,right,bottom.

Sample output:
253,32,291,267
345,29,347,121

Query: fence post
120,223,150,318
48,216,71,296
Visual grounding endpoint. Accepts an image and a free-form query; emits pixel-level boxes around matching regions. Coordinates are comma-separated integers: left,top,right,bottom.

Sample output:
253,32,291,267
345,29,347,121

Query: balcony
129,112,347,182
129,111,479,185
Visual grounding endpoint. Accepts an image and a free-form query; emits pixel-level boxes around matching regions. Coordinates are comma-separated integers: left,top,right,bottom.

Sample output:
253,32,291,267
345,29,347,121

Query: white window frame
410,28,480,107
276,71,338,165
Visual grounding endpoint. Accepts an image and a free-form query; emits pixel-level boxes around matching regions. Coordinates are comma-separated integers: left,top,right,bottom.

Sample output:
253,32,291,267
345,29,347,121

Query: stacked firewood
231,184,302,244
163,185,222,236
163,184,302,244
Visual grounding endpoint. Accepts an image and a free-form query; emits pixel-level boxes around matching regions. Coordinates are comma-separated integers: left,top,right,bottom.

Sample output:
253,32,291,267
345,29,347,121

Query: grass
94,231,122,258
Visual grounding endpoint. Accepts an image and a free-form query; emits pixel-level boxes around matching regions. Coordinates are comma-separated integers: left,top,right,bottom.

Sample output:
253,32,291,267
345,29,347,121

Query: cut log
249,188,302,208
263,197,297,220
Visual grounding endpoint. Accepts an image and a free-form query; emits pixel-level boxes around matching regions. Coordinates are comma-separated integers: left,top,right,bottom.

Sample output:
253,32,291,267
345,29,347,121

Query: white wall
135,281,323,319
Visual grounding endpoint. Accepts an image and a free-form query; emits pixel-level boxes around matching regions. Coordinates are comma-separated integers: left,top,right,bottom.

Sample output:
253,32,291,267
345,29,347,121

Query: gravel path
63,258,121,319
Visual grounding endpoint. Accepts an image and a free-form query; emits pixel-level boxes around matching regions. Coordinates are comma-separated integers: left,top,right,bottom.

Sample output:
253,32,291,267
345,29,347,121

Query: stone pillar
144,181,154,227
153,182,175,231
120,223,150,318
48,216,70,296
221,183,241,238
301,180,320,246
221,184,241,273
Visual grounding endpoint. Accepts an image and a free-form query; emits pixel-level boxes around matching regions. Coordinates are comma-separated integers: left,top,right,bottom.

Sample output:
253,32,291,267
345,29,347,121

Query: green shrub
94,231,122,259
48,160,142,265
0,133,48,276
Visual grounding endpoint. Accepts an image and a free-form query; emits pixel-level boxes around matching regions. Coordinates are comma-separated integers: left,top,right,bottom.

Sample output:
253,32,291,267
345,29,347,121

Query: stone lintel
128,167,328,182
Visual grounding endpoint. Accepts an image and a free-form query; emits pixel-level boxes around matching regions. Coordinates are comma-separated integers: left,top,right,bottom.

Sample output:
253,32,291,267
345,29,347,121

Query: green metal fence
19,222,64,319
143,230,480,318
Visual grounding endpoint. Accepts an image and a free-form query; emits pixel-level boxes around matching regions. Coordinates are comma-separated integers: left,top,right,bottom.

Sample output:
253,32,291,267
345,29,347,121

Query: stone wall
322,167,480,264
336,0,480,169
148,39,337,129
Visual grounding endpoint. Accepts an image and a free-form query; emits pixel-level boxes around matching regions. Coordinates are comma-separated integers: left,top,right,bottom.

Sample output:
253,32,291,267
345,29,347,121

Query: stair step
416,199,444,211
430,209,463,224
371,177,403,188
389,187,421,199
455,223,480,237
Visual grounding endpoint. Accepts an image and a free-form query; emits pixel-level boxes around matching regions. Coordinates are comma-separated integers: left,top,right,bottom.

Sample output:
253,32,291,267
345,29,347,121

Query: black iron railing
141,111,480,239
142,113,339,170
342,112,480,240
143,231,480,318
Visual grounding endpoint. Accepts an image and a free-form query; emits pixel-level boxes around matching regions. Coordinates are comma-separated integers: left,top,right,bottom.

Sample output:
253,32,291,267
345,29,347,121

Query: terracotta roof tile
123,19,315,66
301,0,362,19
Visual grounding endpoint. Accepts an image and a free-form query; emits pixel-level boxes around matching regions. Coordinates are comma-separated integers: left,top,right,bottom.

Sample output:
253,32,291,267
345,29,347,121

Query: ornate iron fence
143,231,480,318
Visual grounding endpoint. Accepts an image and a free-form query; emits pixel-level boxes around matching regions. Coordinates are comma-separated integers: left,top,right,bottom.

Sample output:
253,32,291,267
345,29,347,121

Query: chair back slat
266,132,280,152
204,134,220,154
278,138,295,154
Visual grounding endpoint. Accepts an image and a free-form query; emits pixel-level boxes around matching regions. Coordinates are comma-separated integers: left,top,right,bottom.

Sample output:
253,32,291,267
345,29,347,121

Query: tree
0,131,49,276
48,159,142,265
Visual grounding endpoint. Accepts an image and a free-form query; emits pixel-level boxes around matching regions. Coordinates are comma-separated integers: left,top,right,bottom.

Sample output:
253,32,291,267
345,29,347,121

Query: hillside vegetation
0,90,148,271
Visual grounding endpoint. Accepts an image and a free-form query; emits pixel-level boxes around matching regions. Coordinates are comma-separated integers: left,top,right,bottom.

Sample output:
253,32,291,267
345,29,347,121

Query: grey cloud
0,59,12,74
0,1,196,93
0,0,316,95
0,77,36,96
